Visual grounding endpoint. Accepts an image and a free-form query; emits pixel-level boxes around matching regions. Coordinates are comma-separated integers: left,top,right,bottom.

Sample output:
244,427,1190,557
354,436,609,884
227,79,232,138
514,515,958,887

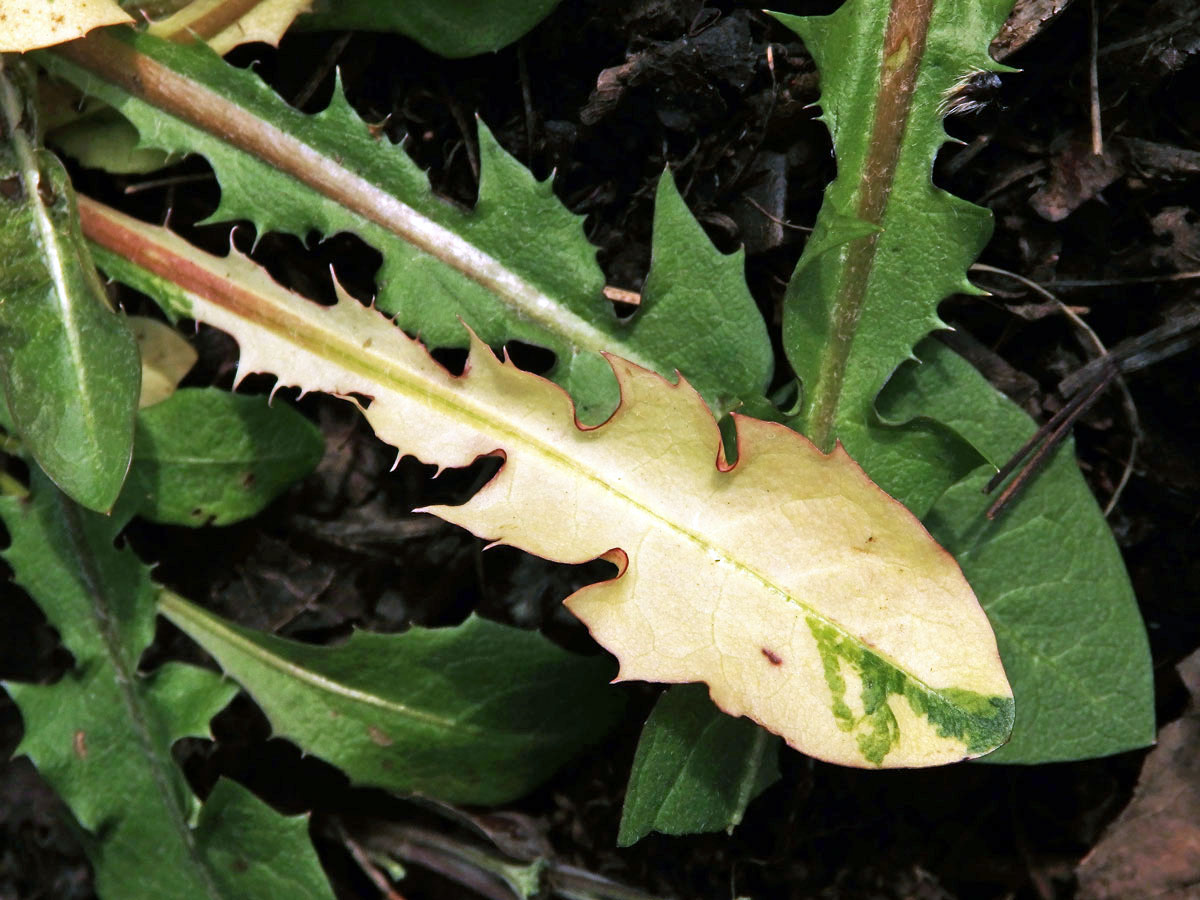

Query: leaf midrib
53,494,225,900
798,0,936,452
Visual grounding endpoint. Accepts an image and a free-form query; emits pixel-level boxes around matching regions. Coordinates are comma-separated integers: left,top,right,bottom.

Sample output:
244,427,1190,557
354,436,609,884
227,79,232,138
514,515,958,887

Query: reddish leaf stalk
77,194,379,386
807,0,935,452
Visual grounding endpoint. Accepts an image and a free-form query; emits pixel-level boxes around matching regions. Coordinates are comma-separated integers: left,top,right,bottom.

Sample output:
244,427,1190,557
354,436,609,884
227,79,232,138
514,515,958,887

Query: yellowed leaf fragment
79,196,1015,769
129,315,197,407
147,0,313,53
0,0,133,52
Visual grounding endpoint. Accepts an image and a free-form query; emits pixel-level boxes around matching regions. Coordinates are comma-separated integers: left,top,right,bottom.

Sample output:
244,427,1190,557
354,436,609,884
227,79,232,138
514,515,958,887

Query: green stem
0,470,28,498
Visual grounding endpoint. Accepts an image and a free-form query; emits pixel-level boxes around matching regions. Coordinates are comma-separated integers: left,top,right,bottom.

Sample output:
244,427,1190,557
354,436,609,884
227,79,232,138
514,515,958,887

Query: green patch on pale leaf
808,617,1014,765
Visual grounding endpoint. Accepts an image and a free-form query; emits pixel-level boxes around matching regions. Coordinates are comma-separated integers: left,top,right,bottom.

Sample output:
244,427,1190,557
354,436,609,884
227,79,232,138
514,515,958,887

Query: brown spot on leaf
73,730,87,759
367,725,393,747
231,859,249,874
761,648,783,666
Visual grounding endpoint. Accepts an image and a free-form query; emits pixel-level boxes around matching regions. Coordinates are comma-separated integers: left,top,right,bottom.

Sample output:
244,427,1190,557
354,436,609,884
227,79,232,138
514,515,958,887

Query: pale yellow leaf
129,315,197,407
80,196,1014,768
147,0,313,53
0,0,133,52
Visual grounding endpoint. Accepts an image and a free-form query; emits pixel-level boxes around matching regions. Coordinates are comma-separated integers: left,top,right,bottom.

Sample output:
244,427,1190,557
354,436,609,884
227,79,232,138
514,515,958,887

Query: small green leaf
158,593,624,804
299,0,563,57
0,472,335,899
0,58,139,512
621,171,773,421
195,779,336,899
619,684,780,847
125,387,323,527
880,339,1155,761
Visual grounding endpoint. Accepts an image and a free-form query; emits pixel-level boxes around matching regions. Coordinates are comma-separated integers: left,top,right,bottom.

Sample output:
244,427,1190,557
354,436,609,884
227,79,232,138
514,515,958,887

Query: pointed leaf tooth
232,360,253,391
143,662,240,743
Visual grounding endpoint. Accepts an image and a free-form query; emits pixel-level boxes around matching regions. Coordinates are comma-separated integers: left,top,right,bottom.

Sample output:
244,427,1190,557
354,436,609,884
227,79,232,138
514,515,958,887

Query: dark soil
3,1,1200,898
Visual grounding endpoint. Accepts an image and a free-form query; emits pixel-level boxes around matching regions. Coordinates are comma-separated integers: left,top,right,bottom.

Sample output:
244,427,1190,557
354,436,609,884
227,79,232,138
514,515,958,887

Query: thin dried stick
333,820,409,900
517,43,535,168
1048,270,1200,288
440,73,480,185
1088,0,1103,155
743,196,812,232
292,33,352,109
970,264,1140,517
983,374,1108,495
986,369,1114,519
124,172,214,195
